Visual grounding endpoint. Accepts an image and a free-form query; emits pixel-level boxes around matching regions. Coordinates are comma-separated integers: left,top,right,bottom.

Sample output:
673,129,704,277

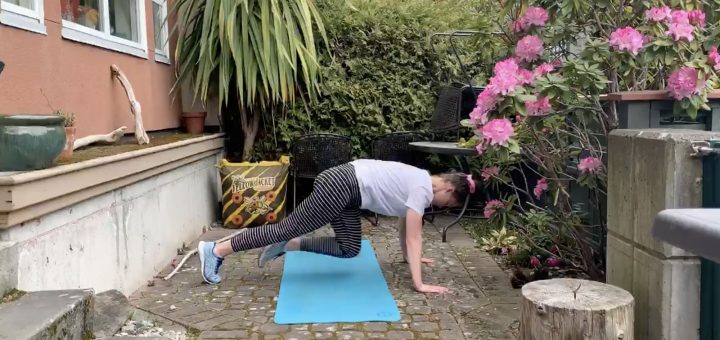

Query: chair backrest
430,85,464,133
430,83,483,133
291,133,353,178
371,132,424,166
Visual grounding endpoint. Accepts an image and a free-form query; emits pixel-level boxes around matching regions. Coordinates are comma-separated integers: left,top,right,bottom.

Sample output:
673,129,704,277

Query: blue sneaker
258,241,288,268
198,241,223,284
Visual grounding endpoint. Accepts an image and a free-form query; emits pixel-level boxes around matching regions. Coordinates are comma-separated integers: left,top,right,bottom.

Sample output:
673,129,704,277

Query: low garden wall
0,134,224,295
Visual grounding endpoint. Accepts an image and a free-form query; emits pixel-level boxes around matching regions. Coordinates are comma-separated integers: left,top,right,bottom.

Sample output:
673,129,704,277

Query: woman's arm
399,217,408,261
399,217,433,264
405,208,449,294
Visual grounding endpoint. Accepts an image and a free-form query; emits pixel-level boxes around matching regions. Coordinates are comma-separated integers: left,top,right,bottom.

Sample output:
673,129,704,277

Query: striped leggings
229,163,363,258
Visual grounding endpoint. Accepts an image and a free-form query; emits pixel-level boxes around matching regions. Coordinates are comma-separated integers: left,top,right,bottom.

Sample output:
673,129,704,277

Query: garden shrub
253,0,503,158
464,0,719,281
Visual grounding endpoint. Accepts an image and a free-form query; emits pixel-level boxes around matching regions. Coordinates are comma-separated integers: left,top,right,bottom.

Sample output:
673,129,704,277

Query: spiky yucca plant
172,0,327,160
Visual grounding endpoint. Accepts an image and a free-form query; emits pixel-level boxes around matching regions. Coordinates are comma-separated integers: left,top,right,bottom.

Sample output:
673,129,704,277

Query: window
152,0,169,64
60,0,147,58
0,0,46,34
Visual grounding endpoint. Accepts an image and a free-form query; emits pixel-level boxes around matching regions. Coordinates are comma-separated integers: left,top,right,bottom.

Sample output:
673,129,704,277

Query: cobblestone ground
129,216,520,339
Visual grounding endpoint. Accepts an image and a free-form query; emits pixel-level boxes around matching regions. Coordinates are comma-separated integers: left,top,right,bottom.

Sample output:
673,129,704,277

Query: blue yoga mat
274,239,401,324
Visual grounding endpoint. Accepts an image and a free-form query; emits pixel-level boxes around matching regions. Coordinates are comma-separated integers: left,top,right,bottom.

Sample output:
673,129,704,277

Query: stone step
92,290,132,339
0,289,93,340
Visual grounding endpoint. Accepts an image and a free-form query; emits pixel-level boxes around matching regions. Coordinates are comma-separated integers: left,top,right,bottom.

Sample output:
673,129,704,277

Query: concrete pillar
607,129,720,340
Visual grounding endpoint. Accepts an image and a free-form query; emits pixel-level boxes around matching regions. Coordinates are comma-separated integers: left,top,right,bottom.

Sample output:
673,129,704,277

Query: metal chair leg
442,194,471,242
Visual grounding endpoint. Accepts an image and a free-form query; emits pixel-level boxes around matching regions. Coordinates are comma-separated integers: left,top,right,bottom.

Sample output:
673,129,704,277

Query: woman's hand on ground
415,284,449,294
403,257,434,265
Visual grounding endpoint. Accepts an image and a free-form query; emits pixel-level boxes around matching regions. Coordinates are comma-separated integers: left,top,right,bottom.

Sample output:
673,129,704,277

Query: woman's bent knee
339,246,360,258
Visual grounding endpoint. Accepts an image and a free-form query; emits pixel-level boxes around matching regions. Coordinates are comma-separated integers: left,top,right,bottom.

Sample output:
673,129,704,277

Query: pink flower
666,22,695,41
488,58,522,95
533,63,555,77
666,10,694,41
483,199,505,219
469,107,488,126
578,156,603,175
689,10,705,27
481,166,500,181
708,47,720,71
511,19,527,33
671,10,690,24
470,90,498,124
667,67,705,100
551,58,563,67
529,256,541,269
518,69,535,85
525,97,552,116
475,142,486,156
481,118,515,146
546,256,561,267
523,7,549,27
533,178,548,199
609,27,645,56
645,6,671,22
515,35,544,62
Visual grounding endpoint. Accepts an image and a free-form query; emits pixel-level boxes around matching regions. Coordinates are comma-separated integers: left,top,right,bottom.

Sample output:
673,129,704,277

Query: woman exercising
199,159,478,294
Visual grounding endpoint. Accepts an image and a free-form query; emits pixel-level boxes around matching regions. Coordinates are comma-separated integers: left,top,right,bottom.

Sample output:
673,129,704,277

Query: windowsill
0,134,224,229
155,53,171,65
61,20,147,59
0,8,46,35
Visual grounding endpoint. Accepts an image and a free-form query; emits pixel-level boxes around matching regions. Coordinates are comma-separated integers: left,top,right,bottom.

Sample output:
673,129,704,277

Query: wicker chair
429,82,484,138
371,131,425,166
290,133,353,209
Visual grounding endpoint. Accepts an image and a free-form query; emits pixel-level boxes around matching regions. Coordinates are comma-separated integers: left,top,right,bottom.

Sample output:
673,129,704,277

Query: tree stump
520,278,634,340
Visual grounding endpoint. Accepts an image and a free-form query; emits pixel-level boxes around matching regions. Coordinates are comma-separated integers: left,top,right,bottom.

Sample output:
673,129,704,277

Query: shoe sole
258,242,286,268
198,241,216,285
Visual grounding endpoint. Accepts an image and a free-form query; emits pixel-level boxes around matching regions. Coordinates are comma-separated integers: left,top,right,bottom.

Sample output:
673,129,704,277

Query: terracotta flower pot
182,112,207,135
58,126,76,162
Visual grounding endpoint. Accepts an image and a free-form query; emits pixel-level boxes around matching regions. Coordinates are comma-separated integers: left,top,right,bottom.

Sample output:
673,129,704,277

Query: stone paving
129,216,520,339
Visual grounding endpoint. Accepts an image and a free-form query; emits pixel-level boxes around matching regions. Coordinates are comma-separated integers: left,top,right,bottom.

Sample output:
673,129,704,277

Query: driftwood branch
111,64,150,145
163,229,248,281
73,126,127,150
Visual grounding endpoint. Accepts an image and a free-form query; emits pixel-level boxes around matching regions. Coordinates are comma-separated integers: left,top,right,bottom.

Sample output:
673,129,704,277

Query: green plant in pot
0,61,66,171
171,0,328,160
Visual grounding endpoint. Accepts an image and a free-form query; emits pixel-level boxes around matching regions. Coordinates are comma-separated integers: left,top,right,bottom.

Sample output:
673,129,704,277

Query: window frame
152,0,170,64
60,0,148,59
0,0,47,35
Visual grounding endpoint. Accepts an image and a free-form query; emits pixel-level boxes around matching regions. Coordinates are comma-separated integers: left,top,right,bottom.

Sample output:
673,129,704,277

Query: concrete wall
0,0,182,138
0,152,221,296
607,129,720,340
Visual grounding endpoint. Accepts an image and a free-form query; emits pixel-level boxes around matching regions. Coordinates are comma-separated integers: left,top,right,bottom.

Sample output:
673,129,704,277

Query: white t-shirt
350,159,433,217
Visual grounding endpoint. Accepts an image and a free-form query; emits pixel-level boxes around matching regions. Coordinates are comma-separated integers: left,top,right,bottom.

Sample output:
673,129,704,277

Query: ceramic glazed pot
0,115,66,171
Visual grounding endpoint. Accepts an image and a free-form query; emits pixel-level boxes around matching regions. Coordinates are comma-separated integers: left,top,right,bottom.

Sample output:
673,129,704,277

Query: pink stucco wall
0,0,181,138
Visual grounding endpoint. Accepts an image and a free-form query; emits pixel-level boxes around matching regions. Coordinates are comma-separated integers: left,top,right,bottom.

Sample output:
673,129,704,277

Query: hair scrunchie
466,175,476,194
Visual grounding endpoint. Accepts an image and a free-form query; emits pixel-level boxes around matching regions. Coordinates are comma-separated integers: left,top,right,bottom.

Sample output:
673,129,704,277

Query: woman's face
431,181,458,208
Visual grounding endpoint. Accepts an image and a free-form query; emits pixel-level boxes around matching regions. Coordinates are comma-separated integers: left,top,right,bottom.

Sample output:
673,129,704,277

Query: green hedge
254,0,502,159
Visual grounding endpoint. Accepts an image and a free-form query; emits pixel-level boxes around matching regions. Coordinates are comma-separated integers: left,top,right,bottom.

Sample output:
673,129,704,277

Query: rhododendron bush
463,1,718,280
